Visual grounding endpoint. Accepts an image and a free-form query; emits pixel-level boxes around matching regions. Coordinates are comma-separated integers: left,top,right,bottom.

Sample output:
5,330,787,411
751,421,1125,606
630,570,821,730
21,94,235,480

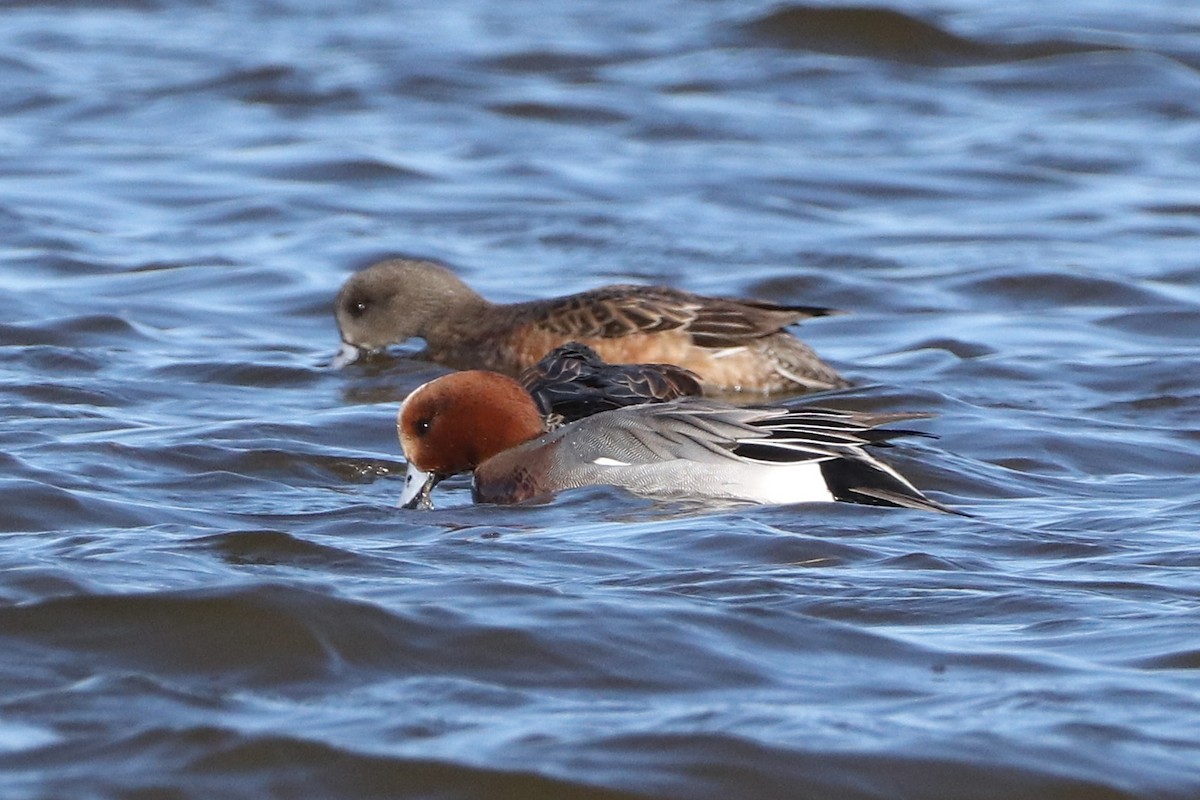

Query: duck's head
396,370,544,509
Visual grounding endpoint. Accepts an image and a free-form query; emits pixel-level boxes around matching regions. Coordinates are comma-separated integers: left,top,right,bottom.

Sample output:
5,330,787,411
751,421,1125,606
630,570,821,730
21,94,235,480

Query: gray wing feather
560,401,805,465
560,400,932,466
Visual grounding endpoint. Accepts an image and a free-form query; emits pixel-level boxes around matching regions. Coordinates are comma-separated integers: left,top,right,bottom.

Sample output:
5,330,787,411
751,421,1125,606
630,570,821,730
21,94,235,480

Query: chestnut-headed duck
334,258,848,393
396,369,957,513
519,341,703,424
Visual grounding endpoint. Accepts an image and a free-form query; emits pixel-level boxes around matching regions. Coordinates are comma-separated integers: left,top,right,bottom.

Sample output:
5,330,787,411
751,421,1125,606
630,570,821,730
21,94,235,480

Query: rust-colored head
397,371,545,508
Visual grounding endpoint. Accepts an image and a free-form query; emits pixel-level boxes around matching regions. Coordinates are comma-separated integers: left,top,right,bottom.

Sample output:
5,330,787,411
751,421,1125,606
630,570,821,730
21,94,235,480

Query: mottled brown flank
426,325,847,394
531,284,835,347
500,328,846,394
535,285,696,339
505,328,699,373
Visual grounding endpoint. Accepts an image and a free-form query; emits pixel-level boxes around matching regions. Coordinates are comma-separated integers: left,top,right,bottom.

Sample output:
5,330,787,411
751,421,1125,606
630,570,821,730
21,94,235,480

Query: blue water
2,1,1200,797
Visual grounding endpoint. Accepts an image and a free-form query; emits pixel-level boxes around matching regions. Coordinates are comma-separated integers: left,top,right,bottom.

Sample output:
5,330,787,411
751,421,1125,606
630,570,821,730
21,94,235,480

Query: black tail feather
819,457,963,515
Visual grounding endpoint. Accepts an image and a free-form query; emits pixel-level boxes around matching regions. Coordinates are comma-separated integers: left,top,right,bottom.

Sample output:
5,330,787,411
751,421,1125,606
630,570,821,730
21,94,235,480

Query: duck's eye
414,418,432,436
346,297,369,319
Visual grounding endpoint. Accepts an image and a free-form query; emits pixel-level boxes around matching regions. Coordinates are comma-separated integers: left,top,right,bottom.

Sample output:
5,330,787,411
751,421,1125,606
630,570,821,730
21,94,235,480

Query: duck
334,258,848,393
395,369,957,513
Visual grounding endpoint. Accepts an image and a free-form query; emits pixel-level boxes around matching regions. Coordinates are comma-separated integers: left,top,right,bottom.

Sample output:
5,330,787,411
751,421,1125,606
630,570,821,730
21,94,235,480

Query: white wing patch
592,457,632,467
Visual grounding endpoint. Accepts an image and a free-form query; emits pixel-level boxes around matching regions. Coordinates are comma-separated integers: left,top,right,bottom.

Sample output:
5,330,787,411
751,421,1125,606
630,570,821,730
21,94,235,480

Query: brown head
334,259,487,360
397,371,545,508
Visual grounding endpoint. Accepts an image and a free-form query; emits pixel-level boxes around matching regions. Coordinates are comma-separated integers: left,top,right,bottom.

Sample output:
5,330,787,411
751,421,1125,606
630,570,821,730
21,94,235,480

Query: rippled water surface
3,1,1200,797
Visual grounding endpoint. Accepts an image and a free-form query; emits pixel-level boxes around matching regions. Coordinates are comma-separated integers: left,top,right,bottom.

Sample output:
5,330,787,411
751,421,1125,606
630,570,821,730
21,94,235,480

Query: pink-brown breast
472,436,567,504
